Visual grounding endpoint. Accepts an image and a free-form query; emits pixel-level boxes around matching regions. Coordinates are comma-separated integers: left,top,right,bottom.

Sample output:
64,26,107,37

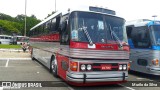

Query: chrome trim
66,71,128,83
146,66,160,75
59,46,129,59
130,49,160,75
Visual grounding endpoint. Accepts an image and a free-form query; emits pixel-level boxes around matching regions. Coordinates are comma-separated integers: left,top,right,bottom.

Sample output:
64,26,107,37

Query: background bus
0,35,12,44
126,19,160,75
29,9,129,86
11,36,29,45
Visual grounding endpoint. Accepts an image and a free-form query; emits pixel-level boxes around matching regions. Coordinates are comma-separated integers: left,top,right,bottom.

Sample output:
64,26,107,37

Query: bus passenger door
57,19,70,80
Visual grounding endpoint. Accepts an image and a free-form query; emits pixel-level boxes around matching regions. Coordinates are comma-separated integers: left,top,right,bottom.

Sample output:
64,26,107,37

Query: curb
0,49,29,52
0,58,31,60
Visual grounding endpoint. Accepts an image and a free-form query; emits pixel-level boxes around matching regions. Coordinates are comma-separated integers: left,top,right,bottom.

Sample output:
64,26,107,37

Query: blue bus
126,19,160,75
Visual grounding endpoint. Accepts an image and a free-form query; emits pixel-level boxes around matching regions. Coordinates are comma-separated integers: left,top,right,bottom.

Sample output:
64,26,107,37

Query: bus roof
125,19,151,27
71,10,123,18
147,21,160,27
30,10,124,31
126,19,160,27
0,35,12,37
30,11,62,31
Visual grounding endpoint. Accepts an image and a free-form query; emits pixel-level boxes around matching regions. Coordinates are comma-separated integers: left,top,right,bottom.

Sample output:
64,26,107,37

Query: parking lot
0,51,160,90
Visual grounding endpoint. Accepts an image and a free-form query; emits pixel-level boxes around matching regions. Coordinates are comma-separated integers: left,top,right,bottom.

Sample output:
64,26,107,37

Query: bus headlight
87,64,92,70
123,65,127,70
81,64,86,71
119,65,123,70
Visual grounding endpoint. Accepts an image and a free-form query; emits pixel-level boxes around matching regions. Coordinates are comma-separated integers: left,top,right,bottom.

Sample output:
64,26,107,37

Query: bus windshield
70,11,127,44
150,25,160,45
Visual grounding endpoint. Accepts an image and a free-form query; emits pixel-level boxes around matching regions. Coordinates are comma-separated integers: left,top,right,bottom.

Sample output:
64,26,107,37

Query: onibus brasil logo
1,82,42,89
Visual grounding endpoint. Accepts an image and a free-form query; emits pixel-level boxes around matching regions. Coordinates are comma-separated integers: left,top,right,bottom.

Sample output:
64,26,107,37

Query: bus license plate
101,64,111,70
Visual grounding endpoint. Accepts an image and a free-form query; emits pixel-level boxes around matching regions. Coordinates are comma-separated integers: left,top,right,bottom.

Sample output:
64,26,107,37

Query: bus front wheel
51,57,58,77
31,48,36,60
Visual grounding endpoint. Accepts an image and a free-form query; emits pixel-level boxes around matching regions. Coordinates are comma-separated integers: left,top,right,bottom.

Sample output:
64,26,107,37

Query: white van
0,35,12,44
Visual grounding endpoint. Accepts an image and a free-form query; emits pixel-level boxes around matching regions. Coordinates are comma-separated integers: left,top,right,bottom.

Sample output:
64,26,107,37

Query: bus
11,36,29,45
126,19,160,75
29,10,129,86
0,35,12,44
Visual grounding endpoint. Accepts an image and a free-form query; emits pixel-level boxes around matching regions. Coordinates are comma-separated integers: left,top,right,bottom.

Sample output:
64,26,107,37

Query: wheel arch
49,54,57,72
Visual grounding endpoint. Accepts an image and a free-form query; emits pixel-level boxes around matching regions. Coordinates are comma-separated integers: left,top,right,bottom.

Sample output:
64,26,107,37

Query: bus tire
51,56,58,77
31,48,36,60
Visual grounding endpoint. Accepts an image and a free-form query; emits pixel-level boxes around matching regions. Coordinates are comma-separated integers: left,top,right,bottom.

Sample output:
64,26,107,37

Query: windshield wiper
109,24,122,47
81,20,94,46
81,26,93,45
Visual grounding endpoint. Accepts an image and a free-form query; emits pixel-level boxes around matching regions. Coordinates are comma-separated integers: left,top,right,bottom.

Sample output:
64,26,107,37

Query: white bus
0,35,12,44
11,36,29,45
126,19,160,75
16,36,29,45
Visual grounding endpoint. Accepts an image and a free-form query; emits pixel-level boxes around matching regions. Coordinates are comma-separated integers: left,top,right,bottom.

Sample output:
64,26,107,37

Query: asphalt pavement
0,51,160,90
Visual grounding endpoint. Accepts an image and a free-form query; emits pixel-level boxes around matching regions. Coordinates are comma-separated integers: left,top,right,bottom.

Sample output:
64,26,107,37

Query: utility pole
24,0,27,36
152,15,157,22
55,0,56,12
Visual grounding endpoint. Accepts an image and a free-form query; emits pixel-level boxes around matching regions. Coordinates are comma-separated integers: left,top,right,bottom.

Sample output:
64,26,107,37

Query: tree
0,13,16,22
0,13,41,36
0,20,20,35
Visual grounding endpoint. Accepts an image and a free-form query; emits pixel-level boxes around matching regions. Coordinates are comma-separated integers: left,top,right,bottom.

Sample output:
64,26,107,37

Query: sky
0,0,160,21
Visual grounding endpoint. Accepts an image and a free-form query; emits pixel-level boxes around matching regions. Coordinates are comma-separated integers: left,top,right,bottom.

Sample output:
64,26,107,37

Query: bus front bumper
146,66,160,75
66,71,128,83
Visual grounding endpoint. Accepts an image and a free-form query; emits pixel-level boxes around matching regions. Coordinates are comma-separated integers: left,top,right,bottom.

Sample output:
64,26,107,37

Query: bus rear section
30,10,129,86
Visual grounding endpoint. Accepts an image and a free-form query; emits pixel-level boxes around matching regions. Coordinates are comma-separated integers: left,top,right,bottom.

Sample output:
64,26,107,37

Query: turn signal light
128,63,130,70
70,61,78,71
152,59,159,66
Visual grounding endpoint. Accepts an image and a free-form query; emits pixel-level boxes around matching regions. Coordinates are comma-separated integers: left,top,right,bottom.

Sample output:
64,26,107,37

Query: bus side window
60,20,69,45
55,16,61,31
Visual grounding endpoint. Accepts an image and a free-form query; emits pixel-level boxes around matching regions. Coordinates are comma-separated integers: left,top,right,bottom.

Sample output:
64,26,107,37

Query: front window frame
69,11,127,44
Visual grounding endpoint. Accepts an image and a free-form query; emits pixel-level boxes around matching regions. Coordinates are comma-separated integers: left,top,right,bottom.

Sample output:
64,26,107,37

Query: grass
0,44,21,49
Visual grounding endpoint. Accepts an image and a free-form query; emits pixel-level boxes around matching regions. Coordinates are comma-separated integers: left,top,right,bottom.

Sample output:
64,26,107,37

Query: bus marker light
128,63,130,70
152,59,159,66
70,61,78,71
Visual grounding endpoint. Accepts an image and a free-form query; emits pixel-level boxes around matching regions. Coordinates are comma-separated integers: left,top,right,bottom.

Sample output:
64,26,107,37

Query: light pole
55,0,56,12
152,15,157,22
24,0,27,36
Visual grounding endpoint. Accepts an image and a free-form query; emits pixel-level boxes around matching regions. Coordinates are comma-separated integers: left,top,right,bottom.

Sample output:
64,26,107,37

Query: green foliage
0,13,16,21
26,16,41,36
0,44,21,48
0,20,20,34
0,13,41,36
